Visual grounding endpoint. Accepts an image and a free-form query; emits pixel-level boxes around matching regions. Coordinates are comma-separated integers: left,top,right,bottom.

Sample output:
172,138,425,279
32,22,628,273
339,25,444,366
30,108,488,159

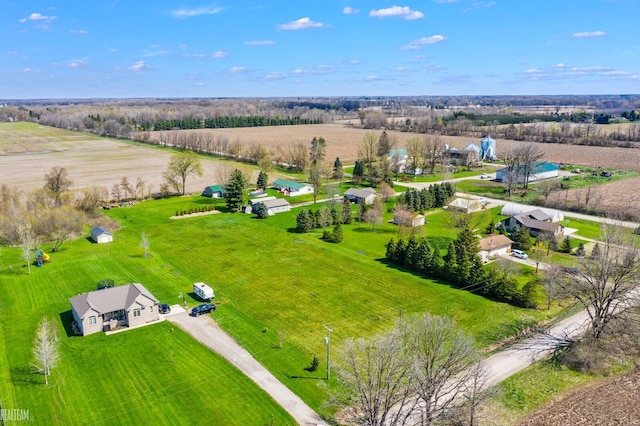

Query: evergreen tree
386,238,396,259
485,220,496,235
575,242,586,257
404,237,419,269
330,205,340,225
591,242,601,258
224,169,247,211
309,208,318,228
416,239,432,273
394,239,407,265
560,236,572,253
443,241,458,280
296,210,313,233
342,198,353,224
517,281,539,308
257,171,267,189
429,246,445,278
352,160,364,182
331,222,343,243
333,157,342,170
254,202,268,219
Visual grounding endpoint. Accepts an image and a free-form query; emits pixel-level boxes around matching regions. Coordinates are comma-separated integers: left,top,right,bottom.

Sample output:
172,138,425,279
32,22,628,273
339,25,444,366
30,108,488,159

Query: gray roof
514,216,562,233
345,187,376,198
260,198,290,209
90,226,112,237
523,209,552,221
250,196,277,206
70,283,158,319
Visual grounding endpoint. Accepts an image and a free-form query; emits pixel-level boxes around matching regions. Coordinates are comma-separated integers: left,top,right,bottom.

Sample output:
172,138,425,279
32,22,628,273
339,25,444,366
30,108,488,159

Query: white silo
481,136,497,161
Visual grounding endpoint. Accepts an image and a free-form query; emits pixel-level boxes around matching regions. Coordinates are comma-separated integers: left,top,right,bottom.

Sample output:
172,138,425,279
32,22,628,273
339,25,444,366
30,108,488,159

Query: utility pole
323,325,332,381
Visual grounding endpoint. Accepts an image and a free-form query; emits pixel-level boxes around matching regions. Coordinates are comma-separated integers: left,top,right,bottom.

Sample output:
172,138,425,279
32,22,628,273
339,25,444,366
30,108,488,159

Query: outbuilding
478,234,514,262
272,179,313,197
344,187,377,205
90,227,113,244
495,162,559,184
202,185,226,198
393,211,425,227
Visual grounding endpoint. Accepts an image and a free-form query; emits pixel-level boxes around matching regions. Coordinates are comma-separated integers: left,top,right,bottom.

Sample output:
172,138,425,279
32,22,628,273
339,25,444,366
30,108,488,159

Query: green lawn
1,195,566,423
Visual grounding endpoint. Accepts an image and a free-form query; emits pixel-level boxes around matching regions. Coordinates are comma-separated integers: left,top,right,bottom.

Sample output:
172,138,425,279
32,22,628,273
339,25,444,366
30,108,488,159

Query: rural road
166,309,325,426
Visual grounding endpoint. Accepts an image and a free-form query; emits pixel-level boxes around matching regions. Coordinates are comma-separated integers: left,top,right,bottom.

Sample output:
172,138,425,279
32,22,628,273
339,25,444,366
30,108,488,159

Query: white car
480,173,489,179
511,249,528,259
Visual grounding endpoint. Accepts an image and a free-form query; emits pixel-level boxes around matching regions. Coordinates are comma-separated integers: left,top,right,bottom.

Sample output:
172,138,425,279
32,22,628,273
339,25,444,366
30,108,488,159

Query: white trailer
193,282,215,301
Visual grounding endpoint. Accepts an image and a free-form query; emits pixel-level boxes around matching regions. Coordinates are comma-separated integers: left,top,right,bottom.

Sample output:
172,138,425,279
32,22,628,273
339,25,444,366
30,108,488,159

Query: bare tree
33,317,60,385
553,220,640,341
422,134,442,175
359,132,378,172
537,179,557,201
43,166,73,207
140,232,151,258
362,200,383,231
406,135,424,173
516,143,545,189
284,142,308,172
307,162,325,204
541,263,566,310
35,206,84,252
17,223,37,275
163,151,204,195
500,147,522,197
378,182,396,203
336,328,416,426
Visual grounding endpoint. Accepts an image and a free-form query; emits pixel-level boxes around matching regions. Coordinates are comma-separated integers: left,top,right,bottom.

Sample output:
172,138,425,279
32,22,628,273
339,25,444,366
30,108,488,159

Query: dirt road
166,309,325,426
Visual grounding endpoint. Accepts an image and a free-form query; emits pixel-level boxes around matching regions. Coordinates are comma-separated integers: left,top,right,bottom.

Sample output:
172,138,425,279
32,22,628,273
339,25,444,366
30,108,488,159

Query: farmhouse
501,204,564,222
272,179,313,197
344,187,377,205
245,197,291,215
478,234,514,262
90,227,113,244
501,207,565,237
70,283,160,336
495,161,560,184
202,185,226,198
393,211,425,227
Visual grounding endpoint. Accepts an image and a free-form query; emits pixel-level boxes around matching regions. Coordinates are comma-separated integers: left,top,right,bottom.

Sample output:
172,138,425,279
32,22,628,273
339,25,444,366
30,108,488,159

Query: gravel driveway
166,308,325,426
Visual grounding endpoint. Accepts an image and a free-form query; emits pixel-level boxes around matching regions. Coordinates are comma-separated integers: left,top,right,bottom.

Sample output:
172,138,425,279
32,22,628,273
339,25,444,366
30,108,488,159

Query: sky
2,0,640,99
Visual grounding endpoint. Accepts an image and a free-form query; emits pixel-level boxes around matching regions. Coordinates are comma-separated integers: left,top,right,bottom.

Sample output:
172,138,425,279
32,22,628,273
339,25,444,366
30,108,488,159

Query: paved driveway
166,309,325,426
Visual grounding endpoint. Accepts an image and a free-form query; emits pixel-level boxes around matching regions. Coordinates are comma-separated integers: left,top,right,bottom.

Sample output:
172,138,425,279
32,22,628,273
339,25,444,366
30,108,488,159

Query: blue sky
2,1,639,98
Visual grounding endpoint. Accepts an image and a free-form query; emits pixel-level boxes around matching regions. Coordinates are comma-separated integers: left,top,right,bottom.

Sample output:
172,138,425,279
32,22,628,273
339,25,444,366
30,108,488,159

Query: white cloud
172,6,223,18
343,6,360,14
369,6,424,20
19,13,57,23
71,29,89,35
277,17,326,30
571,31,607,38
244,40,276,46
142,50,170,57
401,35,447,50
228,66,248,73
395,67,413,72
20,68,37,73
433,0,459,3
114,61,153,72
264,72,289,80
212,51,228,58
67,59,88,68
519,63,637,81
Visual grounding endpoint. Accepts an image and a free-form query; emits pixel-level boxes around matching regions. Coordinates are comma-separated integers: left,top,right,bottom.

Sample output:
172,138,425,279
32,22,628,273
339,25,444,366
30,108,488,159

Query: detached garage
90,227,113,244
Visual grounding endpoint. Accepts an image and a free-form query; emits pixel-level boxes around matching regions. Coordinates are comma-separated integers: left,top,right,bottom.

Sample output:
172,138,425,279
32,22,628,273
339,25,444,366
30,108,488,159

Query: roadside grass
555,167,640,190
0,230,295,425
483,356,630,425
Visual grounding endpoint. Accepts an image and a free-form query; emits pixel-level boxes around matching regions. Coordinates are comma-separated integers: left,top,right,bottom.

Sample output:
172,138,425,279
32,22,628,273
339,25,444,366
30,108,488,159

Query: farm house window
88,316,96,325
133,309,141,318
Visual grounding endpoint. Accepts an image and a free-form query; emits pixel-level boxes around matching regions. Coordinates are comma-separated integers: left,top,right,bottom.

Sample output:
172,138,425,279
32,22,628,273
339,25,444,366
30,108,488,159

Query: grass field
0,194,564,423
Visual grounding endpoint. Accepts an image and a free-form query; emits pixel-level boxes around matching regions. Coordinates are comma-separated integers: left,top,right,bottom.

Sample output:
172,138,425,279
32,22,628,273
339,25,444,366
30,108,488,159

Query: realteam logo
0,409,30,422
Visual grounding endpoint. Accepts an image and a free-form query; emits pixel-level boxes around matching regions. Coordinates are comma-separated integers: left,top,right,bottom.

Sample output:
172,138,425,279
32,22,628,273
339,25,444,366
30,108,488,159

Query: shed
495,162,559,184
245,198,290,215
202,185,226,198
90,227,113,244
393,211,425,227
447,198,483,214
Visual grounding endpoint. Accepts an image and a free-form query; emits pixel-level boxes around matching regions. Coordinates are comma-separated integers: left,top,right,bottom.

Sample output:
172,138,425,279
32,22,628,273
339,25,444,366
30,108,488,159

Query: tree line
150,115,321,131
385,228,538,308
396,184,455,212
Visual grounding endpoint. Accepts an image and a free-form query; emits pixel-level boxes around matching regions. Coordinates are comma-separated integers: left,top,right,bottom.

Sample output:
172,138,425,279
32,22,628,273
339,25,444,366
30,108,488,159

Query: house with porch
70,283,160,336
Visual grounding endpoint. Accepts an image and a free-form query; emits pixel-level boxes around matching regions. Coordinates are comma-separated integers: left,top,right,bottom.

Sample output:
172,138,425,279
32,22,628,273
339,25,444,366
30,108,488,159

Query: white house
70,283,160,336
478,234,514,262
90,227,113,244
272,179,313,197
245,198,291,215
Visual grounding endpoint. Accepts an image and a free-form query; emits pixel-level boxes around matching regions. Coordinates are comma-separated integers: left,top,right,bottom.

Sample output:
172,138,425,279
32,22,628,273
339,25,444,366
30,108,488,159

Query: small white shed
90,227,113,244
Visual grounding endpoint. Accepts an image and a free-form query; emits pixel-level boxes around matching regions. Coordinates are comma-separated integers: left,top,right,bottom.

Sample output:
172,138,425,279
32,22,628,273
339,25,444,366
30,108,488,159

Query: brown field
554,177,640,219
154,122,640,171
517,368,640,426
0,123,255,195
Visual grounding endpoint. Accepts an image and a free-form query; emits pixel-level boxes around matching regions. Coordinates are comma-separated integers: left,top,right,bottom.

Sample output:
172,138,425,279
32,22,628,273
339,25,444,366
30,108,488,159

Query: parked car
191,303,216,317
159,303,171,314
511,249,528,259
480,173,489,179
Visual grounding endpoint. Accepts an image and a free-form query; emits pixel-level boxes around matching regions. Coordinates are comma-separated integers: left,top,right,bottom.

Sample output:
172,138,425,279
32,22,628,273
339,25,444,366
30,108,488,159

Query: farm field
0,122,256,195
149,122,640,171
0,193,562,424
